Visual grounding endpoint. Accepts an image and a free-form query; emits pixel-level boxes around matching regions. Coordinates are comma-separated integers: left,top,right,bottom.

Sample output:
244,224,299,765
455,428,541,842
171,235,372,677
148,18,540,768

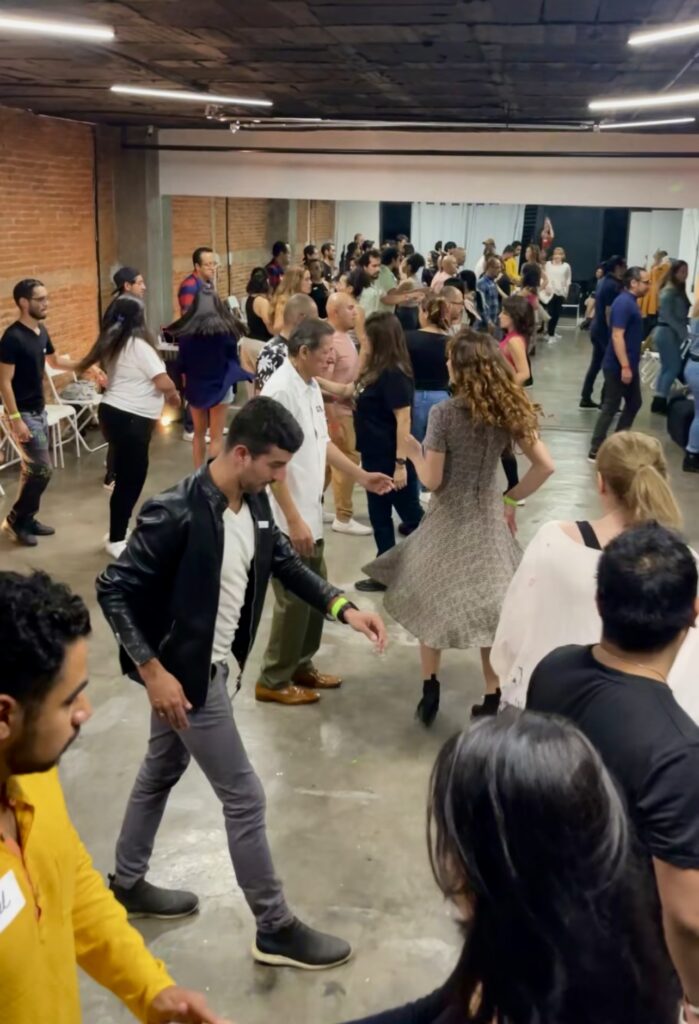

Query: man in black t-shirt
0,278,83,546
527,523,699,1019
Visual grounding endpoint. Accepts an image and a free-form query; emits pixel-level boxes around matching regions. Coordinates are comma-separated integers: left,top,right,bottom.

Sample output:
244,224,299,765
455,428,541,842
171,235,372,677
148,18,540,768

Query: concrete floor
1,326,697,1023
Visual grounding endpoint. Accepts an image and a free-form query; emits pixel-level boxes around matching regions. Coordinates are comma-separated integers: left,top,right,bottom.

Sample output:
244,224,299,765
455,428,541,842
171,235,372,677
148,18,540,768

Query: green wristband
9,412,21,421
330,597,350,621
503,495,518,508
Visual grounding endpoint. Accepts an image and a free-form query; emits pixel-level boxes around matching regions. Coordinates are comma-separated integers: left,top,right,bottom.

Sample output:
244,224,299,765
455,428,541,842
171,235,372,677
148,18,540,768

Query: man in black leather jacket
96,397,386,971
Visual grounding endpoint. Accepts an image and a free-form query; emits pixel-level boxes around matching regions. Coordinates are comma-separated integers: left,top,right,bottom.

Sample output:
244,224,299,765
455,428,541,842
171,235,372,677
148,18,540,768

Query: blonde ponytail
596,432,682,530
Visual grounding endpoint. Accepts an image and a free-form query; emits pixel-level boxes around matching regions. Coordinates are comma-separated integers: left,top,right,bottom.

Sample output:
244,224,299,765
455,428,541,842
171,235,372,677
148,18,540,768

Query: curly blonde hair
447,329,541,444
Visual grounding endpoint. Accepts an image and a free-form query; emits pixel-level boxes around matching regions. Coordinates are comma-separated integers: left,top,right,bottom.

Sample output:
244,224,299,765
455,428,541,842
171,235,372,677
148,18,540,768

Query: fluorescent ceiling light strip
111,84,272,107
589,89,699,112
598,116,696,129
629,21,699,47
0,13,113,40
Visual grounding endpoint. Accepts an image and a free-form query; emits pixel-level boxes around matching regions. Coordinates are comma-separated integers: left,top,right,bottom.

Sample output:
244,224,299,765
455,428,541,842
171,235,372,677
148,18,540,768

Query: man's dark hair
597,523,697,653
272,240,289,259
444,277,465,294
521,262,542,289
225,396,303,456
444,241,457,252
0,571,91,707
359,248,381,268
13,278,44,306
406,252,425,275
287,316,334,356
623,266,645,289
192,246,213,268
397,233,409,243
303,243,317,261
604,254,627,274
361,239,374,252
381,246,399,266
321,241,334,256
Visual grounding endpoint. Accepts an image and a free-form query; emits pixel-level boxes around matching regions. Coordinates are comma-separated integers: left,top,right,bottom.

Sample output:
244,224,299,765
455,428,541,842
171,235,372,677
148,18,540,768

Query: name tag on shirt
258,521,269,529
0,870,26,933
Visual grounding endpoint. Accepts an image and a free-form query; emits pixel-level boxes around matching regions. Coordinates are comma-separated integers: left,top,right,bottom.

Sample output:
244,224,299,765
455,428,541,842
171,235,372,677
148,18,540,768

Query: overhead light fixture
598,116,696,129
629,21,699,47
0,13,114,40
589,89,699,112
111,84,272,108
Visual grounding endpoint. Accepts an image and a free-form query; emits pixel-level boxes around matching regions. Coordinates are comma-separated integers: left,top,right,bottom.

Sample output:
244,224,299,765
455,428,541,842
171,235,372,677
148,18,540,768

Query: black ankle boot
471,689,501,719
416,676,440,727
651,395,668,415
683,451,699,474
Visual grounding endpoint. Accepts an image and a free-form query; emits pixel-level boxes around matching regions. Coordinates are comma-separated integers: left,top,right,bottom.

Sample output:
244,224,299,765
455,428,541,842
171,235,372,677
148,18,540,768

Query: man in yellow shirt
0,569,230,1024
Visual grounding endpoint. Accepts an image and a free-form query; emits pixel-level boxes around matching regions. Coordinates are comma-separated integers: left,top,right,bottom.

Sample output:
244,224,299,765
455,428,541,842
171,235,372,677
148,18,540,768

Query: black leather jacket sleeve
96,498,187,668
269,522,342,612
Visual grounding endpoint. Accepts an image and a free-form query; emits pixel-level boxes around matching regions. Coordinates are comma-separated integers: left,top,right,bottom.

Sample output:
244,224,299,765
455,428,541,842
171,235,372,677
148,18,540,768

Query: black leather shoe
651,395,668,415
1,518,38,546
109,874,199,919
416,678,440,727
354,578,387,592
27,519,56,536
253,918,351,970
579,398,600,409
471,689,502,719
683,451,699,474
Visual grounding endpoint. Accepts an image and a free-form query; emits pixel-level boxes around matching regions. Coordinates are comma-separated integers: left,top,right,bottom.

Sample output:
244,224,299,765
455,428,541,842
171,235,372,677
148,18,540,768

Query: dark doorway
380,202,412,244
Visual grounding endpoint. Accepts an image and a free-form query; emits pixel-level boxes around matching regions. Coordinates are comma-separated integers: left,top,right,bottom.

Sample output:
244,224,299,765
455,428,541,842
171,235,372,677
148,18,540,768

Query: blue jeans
654,326,684,398
8,409,52,528
685,359,699,454
413,390,448,493
412,390,449,442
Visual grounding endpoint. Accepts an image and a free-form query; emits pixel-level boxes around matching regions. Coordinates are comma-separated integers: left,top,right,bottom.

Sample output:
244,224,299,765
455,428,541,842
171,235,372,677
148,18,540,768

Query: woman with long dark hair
167,285,250,469
317,312,424,590
78,296,180,558
244,266,274,343
652,258,690,415
343,712,678,1024
363,330,553,723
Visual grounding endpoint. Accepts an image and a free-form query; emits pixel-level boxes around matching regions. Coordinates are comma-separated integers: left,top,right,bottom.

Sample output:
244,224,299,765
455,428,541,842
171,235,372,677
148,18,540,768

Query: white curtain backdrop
334,200,380,257
411,203,525,270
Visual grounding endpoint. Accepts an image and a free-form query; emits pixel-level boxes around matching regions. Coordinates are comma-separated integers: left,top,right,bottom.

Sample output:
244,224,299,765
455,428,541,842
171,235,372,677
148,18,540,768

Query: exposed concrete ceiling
0,0,698,131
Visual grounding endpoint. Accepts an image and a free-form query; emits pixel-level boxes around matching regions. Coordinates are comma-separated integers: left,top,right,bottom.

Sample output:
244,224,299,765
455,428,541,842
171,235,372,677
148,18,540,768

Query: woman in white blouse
78,296,180,558
491,430,699,722
542,246,572,342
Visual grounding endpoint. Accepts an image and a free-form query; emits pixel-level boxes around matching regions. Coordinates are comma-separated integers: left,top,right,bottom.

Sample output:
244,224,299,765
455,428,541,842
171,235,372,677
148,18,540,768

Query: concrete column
113,129,171,331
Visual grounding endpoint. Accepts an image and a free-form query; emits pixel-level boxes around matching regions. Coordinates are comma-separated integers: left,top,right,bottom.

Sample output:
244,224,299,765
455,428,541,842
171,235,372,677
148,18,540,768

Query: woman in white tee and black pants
78,296,180,558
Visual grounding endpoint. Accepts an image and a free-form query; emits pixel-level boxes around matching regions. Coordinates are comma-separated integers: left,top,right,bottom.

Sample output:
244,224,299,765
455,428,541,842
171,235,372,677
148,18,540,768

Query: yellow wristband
503,495,518,508
9,412,21,421
330,597,350,621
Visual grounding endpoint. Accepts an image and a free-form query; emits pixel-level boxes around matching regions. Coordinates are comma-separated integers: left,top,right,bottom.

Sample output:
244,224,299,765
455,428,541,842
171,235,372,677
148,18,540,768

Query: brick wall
169,196,336,316
0,106,118,360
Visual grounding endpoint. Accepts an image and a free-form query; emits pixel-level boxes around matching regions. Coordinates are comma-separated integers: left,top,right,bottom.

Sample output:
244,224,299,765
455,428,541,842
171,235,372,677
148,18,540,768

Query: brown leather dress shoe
292,667,343,690
255,682,320,705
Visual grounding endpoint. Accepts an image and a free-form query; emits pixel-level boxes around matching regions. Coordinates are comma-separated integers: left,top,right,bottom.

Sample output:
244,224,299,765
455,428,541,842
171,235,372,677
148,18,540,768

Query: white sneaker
323,511,334,524
517,499,526,507
182,430,194,442
105,539,127,559
332,517,372,536
419,492,431,505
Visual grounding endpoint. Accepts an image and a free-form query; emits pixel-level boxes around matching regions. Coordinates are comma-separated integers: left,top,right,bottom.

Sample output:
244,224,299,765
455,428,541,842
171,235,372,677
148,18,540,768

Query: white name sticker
0,869,26,933
258,521,269,529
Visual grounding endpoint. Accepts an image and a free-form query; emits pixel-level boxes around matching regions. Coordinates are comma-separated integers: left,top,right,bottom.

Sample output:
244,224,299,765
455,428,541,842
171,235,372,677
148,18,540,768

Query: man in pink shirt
324,293,371,536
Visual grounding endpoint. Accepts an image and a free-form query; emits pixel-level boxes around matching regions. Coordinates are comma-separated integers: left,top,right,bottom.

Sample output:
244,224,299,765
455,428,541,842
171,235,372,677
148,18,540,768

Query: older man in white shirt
257,318,393,705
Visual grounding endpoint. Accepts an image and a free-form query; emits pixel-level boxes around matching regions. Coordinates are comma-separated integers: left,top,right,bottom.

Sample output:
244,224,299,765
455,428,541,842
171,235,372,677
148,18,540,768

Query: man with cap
475,238,496,279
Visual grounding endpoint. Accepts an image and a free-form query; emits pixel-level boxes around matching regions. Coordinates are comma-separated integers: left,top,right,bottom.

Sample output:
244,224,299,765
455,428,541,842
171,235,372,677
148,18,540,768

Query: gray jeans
8,409,52,528
114,663,293,933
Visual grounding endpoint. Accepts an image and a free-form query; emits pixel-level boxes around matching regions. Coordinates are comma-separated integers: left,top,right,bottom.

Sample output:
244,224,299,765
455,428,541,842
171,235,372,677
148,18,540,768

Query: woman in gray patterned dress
363,330,554,725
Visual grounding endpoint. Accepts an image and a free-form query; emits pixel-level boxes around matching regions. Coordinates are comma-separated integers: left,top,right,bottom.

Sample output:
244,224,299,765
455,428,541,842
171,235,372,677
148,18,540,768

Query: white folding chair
560,283,582,327
45,365,106,454
45,403,80,468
